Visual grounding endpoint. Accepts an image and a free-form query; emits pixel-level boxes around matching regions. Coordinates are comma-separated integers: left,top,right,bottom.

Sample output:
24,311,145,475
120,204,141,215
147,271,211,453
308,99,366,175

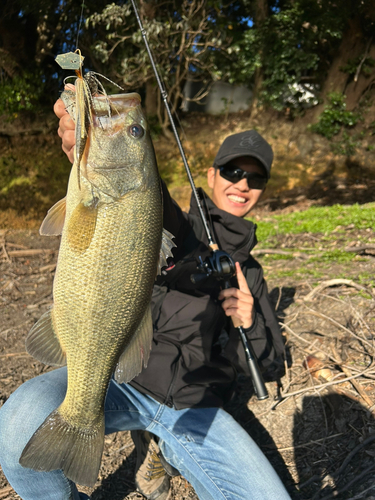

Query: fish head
83,93,158,199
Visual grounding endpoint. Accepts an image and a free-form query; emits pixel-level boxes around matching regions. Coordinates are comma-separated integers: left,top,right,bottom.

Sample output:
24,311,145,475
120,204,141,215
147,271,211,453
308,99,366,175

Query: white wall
182,80,252,114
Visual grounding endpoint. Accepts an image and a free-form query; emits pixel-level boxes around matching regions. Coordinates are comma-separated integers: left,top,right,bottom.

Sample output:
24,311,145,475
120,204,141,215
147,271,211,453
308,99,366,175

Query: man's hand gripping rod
191,252,268,400
130,0,268,400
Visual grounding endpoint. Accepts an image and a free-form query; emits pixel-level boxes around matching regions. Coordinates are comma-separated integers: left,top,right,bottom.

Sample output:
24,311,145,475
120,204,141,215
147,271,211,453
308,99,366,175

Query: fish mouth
92,93,141,116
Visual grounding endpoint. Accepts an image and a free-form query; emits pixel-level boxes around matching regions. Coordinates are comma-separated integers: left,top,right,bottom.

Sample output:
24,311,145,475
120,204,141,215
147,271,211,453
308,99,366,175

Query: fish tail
19,407,104,487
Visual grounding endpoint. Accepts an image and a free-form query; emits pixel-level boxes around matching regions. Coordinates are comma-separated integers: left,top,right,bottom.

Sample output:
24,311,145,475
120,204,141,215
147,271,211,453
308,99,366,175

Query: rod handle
237,326,269,400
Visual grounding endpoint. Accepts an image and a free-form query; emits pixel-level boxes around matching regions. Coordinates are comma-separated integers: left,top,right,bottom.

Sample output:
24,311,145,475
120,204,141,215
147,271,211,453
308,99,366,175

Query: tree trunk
344,41,375,110
144,80,158,116
321,18,364,97
308,17,369,120
250,0,268,116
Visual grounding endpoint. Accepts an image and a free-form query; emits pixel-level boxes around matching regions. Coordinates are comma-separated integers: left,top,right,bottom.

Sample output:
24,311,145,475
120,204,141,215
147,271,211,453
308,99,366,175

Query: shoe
159,452,180,478
131,430,171,500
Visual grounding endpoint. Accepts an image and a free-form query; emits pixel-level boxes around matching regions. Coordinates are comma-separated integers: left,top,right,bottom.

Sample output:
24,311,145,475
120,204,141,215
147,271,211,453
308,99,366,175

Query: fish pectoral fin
25,309,66,366
39,197,67,236
66,201,97,253
19,407,104,487
157,228,176,275
115,304,153,384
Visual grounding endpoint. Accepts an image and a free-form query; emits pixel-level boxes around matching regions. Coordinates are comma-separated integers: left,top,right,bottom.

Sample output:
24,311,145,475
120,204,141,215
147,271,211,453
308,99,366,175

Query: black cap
213,130,273,179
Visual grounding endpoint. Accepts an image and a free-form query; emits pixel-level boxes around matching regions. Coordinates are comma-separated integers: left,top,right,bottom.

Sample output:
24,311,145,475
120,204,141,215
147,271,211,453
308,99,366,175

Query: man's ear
207,167,216,190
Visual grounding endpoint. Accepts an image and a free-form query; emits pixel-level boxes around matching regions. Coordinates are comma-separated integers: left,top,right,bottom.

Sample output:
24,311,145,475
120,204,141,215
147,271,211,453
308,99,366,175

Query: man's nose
235,177,249,191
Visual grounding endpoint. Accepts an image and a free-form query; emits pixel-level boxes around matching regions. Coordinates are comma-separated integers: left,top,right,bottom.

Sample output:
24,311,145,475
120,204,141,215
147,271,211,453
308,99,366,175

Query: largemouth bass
19,85,174,486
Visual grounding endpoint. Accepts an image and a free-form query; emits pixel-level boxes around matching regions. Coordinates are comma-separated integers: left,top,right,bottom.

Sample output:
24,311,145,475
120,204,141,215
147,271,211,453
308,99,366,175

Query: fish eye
128,123,144,139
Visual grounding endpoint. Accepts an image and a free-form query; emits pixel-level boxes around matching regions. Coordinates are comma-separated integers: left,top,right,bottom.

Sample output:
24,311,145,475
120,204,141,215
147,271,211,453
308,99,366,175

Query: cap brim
214,153,270,179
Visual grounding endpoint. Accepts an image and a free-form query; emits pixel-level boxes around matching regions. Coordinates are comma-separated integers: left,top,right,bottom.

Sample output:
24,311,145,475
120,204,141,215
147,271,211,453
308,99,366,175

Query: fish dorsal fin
157,228,176,275
114,305,153,384
66,201,98,254
25,309,66,366
39,197,67,236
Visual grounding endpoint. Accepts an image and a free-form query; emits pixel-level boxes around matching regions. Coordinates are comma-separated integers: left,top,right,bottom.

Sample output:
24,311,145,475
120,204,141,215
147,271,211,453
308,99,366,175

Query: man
0,97,290,500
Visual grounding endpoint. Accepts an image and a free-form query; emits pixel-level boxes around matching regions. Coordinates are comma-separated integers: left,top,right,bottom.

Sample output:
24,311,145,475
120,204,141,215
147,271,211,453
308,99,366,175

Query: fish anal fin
157,228,176,275
115,305,153,384
25,309,66,366
39,197,67,236
19,408,104,487
67,201,97,254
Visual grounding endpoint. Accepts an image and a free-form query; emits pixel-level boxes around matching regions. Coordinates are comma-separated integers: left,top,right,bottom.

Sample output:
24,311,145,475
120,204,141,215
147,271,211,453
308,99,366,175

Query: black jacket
129,183,284,409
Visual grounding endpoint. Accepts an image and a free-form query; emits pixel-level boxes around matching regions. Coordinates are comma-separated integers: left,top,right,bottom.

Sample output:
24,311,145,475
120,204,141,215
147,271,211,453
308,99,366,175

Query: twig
7,249,55,258
4,242,28,249
331,345,374,409
271,366,375,409
109,443,134,455
334,434,375,478
303,306,374,350
275,286,282,311
346,482,375,499
39,263,56,273
0,352,29,358
273,433,343,452
344,244,375,254
0,487,13,499
252,248,310,259
306,355,329,436
354,36,373,82
0,320,31,339
26,296,53,310
1,243,11,263
304,279,374,301
319,465,375,500
281,322,311,344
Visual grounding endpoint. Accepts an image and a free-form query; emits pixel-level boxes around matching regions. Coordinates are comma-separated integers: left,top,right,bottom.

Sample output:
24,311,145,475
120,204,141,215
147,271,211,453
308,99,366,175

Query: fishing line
75,0,86,51
130,0,216,249
129,0,269,401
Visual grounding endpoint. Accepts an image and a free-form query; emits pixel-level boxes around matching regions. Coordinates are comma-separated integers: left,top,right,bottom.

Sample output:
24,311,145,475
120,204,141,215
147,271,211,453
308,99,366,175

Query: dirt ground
1,192,375,500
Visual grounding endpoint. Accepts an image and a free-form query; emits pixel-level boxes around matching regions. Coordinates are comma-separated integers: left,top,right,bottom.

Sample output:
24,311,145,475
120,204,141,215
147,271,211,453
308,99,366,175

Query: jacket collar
188,188,257,261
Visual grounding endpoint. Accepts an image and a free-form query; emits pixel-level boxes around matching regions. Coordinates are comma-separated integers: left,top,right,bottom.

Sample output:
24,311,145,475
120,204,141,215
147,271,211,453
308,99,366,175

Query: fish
19,82,175,486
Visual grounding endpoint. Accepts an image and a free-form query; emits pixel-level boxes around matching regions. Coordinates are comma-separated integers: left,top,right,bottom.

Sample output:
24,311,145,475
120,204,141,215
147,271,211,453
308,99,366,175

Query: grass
254,203,375,242
253,202,375,282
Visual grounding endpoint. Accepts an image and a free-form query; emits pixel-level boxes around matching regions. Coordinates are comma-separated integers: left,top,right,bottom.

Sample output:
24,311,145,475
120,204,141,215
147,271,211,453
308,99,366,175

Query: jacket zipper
164,356,180,408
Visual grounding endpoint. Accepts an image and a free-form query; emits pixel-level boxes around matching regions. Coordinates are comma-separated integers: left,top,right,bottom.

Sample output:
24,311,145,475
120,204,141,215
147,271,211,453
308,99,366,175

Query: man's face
207,156,266,217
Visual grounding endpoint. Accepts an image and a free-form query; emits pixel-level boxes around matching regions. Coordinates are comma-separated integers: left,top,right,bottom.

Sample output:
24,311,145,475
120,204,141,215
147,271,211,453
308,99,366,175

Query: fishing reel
190,250,236,285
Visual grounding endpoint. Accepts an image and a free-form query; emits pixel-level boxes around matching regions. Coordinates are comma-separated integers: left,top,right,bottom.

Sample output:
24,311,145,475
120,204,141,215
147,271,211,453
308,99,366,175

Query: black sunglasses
217,165,268,190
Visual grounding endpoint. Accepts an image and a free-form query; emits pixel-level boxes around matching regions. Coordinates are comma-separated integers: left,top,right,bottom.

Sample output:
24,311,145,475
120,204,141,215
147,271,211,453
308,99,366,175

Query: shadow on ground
294,395,375,499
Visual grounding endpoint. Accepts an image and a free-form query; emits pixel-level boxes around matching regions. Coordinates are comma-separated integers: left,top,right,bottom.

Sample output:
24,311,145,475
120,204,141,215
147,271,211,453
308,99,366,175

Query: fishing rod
130,0,268,400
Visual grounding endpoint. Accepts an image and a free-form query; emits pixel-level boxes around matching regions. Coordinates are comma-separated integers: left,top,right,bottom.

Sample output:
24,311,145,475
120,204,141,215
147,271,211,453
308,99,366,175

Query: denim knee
0,368,68,465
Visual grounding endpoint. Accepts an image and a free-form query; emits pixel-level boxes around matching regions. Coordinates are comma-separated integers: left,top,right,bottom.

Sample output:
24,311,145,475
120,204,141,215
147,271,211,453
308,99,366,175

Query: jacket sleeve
223,257,285,373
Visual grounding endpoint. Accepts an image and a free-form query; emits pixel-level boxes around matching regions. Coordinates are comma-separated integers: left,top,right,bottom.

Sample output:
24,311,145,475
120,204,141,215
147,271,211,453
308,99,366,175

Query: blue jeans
0,368,290,500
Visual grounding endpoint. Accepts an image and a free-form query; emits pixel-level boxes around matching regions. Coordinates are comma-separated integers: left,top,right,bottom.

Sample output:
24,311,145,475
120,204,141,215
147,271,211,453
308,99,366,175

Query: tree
228,0,375,116
0,0,111,117
87,0,241,134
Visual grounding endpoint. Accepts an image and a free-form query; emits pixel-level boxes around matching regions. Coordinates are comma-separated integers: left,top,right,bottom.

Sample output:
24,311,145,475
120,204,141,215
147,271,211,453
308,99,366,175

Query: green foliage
310,92,360,139
0,155,24,187
254,202,375,241
341,56,375,77
0,141,71,215
0,72,45,117
86,0,243,129
229,0,349,111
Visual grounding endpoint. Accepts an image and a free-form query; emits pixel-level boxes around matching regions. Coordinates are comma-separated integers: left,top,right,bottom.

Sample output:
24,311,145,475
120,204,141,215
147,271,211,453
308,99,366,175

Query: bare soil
1,191,375,500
